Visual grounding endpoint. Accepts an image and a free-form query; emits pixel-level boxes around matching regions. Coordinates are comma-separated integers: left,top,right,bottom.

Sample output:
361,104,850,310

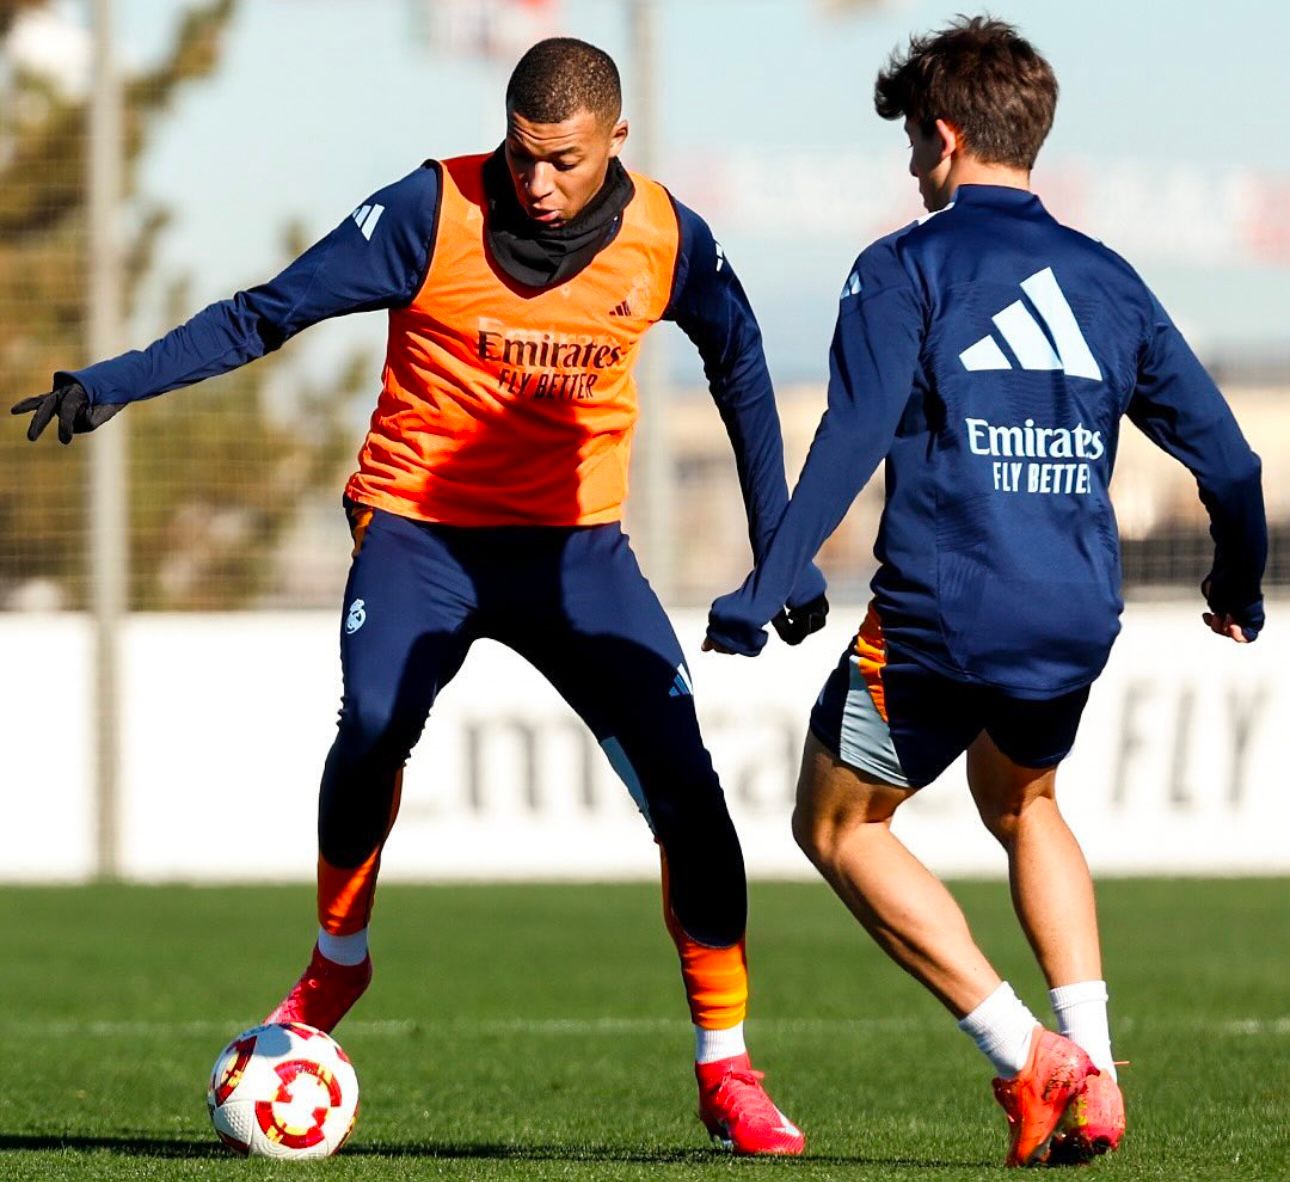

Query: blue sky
111,0,1290,381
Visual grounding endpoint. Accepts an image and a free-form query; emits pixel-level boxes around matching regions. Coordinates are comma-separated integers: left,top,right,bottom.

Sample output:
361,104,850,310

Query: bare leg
792,732,1002,1018
966,733,1102,987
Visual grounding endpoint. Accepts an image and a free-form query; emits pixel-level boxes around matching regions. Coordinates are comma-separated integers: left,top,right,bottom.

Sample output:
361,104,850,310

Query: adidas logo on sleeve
351,203,385,241
959,266,1101,380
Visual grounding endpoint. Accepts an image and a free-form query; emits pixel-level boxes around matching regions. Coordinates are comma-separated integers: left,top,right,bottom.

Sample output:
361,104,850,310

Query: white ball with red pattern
206,1022,359,1158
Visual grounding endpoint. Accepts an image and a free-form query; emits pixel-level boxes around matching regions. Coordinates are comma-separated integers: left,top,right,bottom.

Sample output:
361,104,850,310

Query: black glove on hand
11,380,120,444
1201,574,1264,642
771,593,829,646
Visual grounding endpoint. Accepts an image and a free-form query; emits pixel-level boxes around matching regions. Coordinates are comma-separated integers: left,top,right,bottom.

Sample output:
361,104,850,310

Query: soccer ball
206,1022,359,1158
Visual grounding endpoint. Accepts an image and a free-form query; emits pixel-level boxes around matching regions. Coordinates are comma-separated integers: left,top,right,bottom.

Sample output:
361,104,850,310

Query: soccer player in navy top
705,16,1266,1168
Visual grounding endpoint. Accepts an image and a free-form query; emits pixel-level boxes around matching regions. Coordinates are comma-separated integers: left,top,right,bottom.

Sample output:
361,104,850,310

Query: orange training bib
344,154,681,526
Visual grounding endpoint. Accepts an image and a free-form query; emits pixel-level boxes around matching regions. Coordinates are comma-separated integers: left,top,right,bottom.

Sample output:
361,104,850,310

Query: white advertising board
1,604,1284,882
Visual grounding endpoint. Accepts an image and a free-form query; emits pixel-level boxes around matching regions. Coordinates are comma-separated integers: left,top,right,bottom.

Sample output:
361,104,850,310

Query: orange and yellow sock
659,850,750,1060
315,769,404,964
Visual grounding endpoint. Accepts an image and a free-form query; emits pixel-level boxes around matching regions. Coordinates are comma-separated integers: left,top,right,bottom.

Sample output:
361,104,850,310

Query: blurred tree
0,1,46,37
0,0,365,609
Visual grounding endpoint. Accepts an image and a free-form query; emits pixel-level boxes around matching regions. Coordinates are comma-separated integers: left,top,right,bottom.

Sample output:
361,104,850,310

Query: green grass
0,880,1286,1180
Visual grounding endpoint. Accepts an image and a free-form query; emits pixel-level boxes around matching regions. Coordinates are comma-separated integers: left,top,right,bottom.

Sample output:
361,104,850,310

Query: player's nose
526,161,556,198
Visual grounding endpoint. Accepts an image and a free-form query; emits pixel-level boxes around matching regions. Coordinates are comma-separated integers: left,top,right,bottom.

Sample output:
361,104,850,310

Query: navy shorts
809,604,1090,789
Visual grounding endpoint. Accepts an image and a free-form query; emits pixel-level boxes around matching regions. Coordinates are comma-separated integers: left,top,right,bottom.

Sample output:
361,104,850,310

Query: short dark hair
874,16,1057,170
506,37,622,126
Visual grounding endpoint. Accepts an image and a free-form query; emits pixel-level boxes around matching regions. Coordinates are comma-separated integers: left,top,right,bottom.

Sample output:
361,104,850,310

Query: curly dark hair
874,15,1058,170
506,37,621,125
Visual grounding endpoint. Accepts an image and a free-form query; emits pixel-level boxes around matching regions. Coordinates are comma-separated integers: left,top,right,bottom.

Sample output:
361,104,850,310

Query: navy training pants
318,505,746,947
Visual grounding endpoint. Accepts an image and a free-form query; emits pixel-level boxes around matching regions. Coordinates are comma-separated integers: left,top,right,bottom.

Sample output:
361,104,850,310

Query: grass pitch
0,879,1285,1180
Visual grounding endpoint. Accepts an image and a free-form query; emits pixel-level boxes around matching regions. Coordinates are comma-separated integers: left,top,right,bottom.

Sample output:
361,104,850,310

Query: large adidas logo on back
959,267,1101,381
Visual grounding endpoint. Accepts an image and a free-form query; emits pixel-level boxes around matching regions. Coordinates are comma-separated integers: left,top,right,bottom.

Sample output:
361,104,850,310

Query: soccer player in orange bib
13,38,826,1154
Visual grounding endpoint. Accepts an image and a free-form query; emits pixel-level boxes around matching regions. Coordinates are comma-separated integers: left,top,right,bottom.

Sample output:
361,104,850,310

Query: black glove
1201,574,1264,642
771,593,829,646
11,380,120,444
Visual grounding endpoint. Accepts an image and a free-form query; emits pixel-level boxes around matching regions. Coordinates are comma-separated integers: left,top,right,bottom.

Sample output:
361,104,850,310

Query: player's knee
975,787,1053,848
637,749,727,827
792,795,857,869
336,697,393,752
791,800,826,863
793,758,906,867
968,740,1062,848
336,693,419,764
977,798,1022,848
651,785,734,855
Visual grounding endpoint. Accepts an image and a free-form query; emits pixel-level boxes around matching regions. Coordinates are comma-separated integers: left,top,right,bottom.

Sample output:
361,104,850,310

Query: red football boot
695,1053,806,1156
991,1028,1097,1167
263,944,372,1033
1049,1071,1126,1163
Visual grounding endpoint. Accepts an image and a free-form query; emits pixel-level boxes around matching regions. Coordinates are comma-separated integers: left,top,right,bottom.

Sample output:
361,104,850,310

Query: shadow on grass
0,1133,988,1169
0,1135,228,1159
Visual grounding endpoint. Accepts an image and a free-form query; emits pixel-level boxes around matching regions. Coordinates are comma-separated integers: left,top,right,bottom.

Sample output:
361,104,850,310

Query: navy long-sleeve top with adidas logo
709,184,1267,696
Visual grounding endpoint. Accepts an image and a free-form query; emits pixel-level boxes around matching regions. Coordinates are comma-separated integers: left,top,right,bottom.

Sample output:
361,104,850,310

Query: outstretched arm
12,164,441,441
664,198,826,628
1129,293,1267,642
705,240,924,656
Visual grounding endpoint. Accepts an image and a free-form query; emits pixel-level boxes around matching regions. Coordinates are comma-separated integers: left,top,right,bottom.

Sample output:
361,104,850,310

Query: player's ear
607,119,629,158
933,117,962,162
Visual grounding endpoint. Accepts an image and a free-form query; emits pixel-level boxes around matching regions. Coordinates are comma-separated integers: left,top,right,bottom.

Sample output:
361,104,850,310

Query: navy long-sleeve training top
708,184,1266,695
64,162,825,607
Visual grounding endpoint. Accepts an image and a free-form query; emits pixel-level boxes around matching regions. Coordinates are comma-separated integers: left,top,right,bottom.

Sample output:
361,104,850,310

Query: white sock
958,982,1038,1078
316,926,369,966
1050,980,1116,1080
694,1022,746,1064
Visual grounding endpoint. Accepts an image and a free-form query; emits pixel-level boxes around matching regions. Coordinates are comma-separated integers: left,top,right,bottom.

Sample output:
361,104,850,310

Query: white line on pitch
2,1016,1285,1038
0,1017,920,1038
